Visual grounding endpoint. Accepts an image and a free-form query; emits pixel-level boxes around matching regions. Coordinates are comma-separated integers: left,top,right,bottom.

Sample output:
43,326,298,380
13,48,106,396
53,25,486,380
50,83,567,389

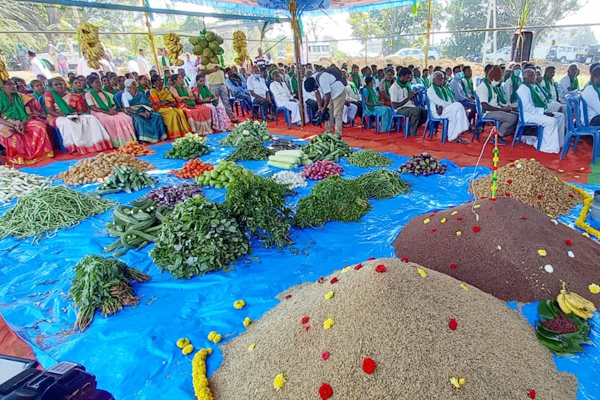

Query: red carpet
0,315,36,361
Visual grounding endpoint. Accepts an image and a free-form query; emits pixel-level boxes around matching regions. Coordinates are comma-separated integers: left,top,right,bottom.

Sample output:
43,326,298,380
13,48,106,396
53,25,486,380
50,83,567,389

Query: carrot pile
117,142,156,156
172,158,214,179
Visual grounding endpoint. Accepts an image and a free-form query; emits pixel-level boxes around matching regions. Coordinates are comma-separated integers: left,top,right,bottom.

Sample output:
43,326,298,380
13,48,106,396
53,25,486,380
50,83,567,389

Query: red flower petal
354,263,363,270
362,357,376,374
537,194,543,200
456,217,463,221
449,318,458,331
510,163,515,167
480,196,486,199
565,239,573,245
375,264,387,273
322,351,330,361
569,193,574,198
301,316,309,324
528,389,536,399
305,325,310,331
472,226,480,233
432,210,438,214
520,215,527,220
505,192,511,197
507,179,513,184
285,294,292,299
330,277,339,284
317,277,325,284
450,263,457,270
319,383,333,400
430,228,436,233
400,257,409,262
368,257,375,260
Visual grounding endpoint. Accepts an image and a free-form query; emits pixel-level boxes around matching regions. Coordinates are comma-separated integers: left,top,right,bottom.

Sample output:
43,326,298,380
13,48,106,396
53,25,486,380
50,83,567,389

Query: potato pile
190,30,224,66
55,152,155,185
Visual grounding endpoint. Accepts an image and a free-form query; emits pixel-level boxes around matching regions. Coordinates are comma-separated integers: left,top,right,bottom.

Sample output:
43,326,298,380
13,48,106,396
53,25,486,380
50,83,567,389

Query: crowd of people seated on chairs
2,57,600,166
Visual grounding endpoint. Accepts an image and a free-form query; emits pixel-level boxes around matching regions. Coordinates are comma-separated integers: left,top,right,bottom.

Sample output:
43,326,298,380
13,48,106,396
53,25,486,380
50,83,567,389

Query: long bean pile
347,149,393,168
354,170,411,199
0,186,112,241
0,166,52,204
225,138,273,162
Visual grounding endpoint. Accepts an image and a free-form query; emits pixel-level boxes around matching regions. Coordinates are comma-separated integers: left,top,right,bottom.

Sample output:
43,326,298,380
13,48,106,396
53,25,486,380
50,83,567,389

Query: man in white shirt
270,71,300,125
516,69,565,153
559,63,580,103
426,71,470,144
502,62,521,108
183,53,197,88
342,86,359,125
303,69,318,119
136,49,151,78
126,56,139,74
475,65,518,143
75,51,101,77
304,68,346,137
246,65,274,120
390,67,427,136
29,51,52,80
581,66,600,126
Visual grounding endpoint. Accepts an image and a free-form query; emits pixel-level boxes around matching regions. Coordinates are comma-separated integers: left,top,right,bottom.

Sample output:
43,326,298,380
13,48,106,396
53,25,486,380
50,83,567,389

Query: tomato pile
172,158,214,179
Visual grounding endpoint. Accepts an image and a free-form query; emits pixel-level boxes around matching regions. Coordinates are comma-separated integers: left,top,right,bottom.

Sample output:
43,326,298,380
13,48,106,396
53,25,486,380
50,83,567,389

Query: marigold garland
192,348,214,400
182,344,194,355
570,185,600,240
233,300,246,309
243,317,251,327
177,338,191,349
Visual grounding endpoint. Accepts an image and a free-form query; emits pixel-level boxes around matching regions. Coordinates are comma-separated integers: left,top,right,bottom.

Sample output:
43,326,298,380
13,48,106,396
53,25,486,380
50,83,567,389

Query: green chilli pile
225,138,273,162
69,255,150,331
0,186,112,241
348,149,392,168
301,133,354,162
294,175,371,228
355,170,411,199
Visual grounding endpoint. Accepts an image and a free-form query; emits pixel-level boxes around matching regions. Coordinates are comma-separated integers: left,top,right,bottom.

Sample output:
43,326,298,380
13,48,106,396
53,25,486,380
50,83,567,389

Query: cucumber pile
268,150,311,169
301,133,354,162
98,166,157,194
195,161,253,189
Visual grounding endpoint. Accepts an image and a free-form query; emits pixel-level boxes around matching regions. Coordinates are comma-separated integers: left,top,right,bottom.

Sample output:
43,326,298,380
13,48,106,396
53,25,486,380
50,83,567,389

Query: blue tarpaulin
0,133,599,399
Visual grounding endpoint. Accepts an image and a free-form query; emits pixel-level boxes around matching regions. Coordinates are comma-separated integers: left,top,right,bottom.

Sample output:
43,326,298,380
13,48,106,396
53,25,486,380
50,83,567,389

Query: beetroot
301,161,343,180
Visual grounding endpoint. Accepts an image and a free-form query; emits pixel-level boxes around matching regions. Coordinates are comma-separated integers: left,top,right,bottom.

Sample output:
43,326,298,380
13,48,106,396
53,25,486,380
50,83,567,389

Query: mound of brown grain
393,196,600,307
56,152,155,185
470,158,582,216
210,258,577,400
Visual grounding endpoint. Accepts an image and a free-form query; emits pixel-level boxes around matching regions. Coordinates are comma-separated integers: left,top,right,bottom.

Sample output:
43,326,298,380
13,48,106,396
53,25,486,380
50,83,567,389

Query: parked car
482,47,512,63
545,45,578,63
37,40,81,71
307,43,333,63
576,44,600,64
391,46,439,61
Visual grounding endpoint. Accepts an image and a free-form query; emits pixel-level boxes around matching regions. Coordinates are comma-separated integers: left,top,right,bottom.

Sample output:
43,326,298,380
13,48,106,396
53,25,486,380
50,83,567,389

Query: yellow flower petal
341,266,350,273
456,231,462,236
233,300,246,309
589,283,600,294
538,249,547,257
417,268,427,278
212,334,222,343
273,373,286,391
176,337,190,349
460,283,469,291
423,218,431,224
473,204,480,209
323,318,335,330
441,217,447,223
207,331,216,341
459,378,466,386
243,317,251,327
182,344,194,355
451,211,458,215
248,343,256,351
324,291,334,300
450,377,460,389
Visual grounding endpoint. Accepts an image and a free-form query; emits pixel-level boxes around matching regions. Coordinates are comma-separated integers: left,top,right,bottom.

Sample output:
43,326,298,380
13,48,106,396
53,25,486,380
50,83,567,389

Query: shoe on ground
491,136,508,145
455,137,468,144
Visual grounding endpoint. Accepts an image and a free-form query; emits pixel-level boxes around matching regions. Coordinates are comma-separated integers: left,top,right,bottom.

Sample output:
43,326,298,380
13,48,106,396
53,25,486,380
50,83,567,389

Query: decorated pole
490,127,499,200
290,0,305,127
141,0,161,75
424,0,433,70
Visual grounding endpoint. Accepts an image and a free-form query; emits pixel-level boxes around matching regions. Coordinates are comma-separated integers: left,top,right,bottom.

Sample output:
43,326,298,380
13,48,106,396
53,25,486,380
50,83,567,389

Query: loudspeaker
511,31,534,62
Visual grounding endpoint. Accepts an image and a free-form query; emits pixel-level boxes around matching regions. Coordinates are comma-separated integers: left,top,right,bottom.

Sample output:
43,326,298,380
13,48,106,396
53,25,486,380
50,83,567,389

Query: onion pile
301,161,342,180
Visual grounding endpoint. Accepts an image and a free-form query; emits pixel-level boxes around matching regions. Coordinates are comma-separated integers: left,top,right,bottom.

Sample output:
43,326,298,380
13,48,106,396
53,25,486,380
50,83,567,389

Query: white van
308,43,332,63
38,40,81,70
545,45,578,63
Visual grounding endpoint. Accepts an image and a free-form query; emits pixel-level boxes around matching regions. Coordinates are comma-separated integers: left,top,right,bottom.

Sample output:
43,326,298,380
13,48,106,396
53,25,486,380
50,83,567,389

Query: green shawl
524,83,548,109
461,76,475,97
433,84,454,102
89,89,114,112
542,77,558,101
349,72,361,89
365,85,380,112
0,91,28,121
383,78,393,95
287,72,298,93
48,89,76,114
349,81,359,95
397,80,412,93
163,76,170,89
483,79,506,105
104,86,118,96
197,84,218,106
510,73,521,103
422,76,430,87
174,83,195,107
570,76,580,91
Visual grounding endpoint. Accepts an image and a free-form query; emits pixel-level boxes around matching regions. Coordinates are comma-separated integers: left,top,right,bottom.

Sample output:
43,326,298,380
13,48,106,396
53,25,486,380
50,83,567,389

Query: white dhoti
280,100,301,124
523,112,565,154
436,102,469,141
55,115,112,154
343,103,358,124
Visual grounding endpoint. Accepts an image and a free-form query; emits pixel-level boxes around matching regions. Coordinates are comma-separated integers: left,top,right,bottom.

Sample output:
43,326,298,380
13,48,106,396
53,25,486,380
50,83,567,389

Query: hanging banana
233,30,249,66
163,33,184,66
77,22,103,69
0,49,9,81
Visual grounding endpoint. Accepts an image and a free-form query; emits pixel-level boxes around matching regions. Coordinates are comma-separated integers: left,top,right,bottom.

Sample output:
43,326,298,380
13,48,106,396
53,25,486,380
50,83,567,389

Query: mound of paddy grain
210,258,576,400
393,196,600,307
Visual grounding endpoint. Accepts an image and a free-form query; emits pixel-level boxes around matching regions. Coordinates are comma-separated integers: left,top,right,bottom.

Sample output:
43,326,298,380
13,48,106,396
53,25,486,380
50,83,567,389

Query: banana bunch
557,283,597,320
233,30,249,65
77,22,103,69
0,49,9,81
163,33,184,66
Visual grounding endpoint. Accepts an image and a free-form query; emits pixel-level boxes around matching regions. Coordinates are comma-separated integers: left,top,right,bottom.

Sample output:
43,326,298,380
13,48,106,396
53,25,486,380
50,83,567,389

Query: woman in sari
149,75,191,139
138,75,151,98
169,74,213,135
85,76,136,148
122,79,166,143
102,75,120,95
44,77,112,154
363,76,393,132
0,79,53,164
193,75,231,132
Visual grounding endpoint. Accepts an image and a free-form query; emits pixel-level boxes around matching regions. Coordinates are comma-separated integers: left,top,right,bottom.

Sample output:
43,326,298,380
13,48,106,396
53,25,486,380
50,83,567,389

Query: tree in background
567,26,598,47
303,17,324,42
348,12,383,55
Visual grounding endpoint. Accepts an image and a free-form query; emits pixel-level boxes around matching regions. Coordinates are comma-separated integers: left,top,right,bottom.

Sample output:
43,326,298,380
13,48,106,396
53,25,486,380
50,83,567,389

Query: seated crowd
1,58,599,165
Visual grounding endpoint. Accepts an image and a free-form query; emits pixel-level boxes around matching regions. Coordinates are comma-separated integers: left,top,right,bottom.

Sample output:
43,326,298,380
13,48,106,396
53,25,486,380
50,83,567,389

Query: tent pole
141,0,161,75
482,0,491,66
290,0,304,127
492,0,497,61
424,0,433,69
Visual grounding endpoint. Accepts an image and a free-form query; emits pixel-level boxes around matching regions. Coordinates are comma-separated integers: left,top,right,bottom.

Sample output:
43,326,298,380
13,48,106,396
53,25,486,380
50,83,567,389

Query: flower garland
570,185,600,240
192,348,214,400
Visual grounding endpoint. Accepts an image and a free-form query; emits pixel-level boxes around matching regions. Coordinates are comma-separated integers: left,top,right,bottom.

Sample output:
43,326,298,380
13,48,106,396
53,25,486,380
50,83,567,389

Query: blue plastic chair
391,113,410,138
561,94,599,163
423,95,450,143
474,94,500,136
38,95,67,153
275,106,291,127
252,102,266,121
511,94,544,150
360,87,383,134
229,97,247,118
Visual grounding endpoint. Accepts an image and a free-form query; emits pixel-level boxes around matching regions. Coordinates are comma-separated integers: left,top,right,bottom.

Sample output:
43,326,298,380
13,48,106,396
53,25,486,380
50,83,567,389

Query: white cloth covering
426,86,469,141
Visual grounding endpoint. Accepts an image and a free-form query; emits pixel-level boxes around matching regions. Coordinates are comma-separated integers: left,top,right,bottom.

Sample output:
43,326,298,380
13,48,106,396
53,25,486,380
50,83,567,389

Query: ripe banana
77,22,104,66
557,283,596,320
232,30,249,64
163,33,184,65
